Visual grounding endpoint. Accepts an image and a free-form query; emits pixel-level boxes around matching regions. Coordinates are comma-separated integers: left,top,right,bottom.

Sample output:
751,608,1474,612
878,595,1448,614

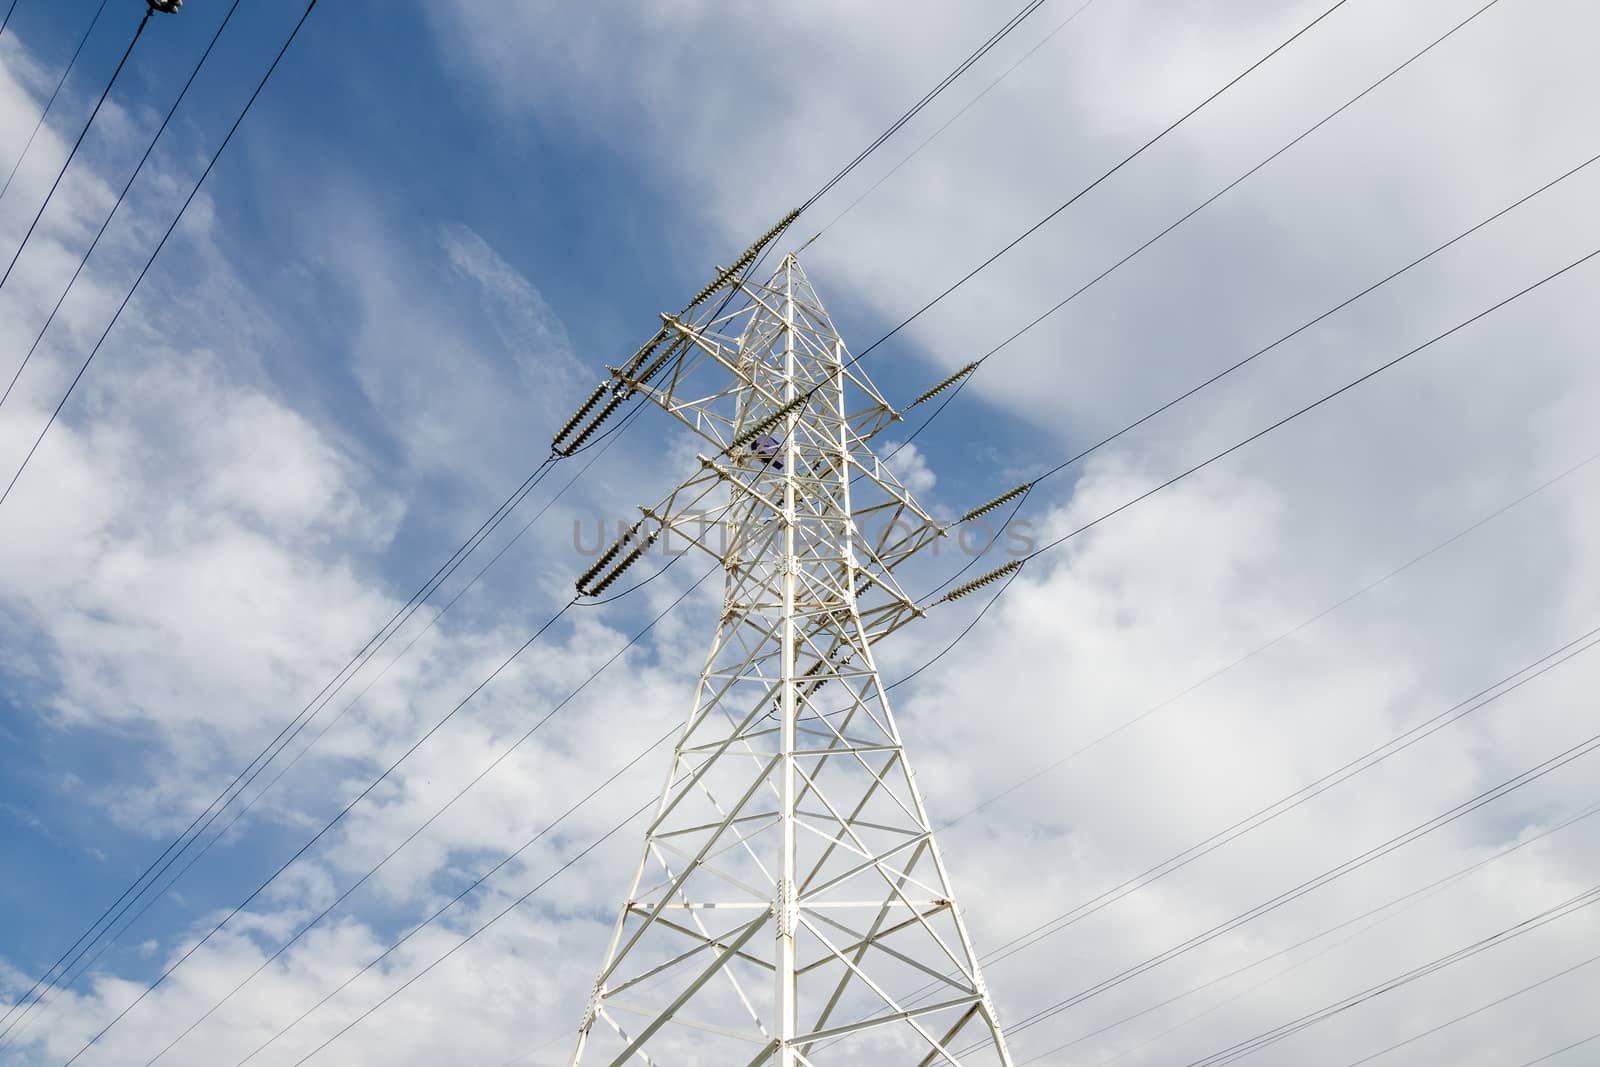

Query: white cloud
5,2,1600,1066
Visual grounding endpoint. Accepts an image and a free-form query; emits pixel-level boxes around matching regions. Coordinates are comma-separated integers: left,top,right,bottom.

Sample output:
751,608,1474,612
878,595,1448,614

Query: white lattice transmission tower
555,240,1014,1066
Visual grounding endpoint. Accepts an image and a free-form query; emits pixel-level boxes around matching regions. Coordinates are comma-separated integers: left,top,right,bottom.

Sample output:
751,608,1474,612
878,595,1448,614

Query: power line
799,0,1051,211
6,394,653,1052
0,2,154,295
1013,796,1600,1065
482,155,1600,1060
3,209,765,1047
143,662,695,1066
726,0,1372,468
256,212,1600,1062
215,424,1600,1059
226,572,717,1067
287,793,659,1067
9,2,1561,1062
949,444,1600,827
4,2,1129,1053
1185,886,1600,1066
889,0,1522,460
0,0,319,510
58,432,722,1059
1342,951,1600,1066
993,724,1600,1045
0,458,597,1052
841,622,1600,1050
1020,240,1600,552
1516,1031,1600,1066
247,613,1600,1065
1,0,244,411
801,0,1105,244
0,456,561,1051
7,0,1049,1032
0,0,20,39
211,538,1040,1059
874,230,1600,879
848,0,1356,367
0,0,110,203
56,594,579,1067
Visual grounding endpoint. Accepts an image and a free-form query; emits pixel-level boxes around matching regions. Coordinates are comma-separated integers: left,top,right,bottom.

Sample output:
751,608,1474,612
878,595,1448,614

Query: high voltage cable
746,0,1358,431
225,574,718,1067
0,457,562,1051
812,234,1600,1040
0,0,247,412
72,489,708,1058
0,0,334,1037
55,594,580,1066
211,360,1600,1057
889,0,1522,460
0,436,628,1050
799,0,1050,211
12,12,960,1030
0,0,319,510
7,1,1145,1053
1517,1032,1600,1066
1016,240,1600,550
243,596,1600,1064
0,0,18,38
285,794,661,1067
836,623,1600,1051
262,60,1599,1067
229,186,1600,1061
1013,797,1600,1065
0,2,154,295
205,544,1040,1059
7,405,649,1052
13,0,1018,1027
0,0,110,203
9,252,731,1044
950,444,1600,827
847,0,1357,368
3,2,1536,1049
801,0,1106,249
737,0,1372,456
216,736,676,1067
1184,886,1600,1066
1342,952,1600,1066
144,683,694,1066
862,139,1600,763
209,447,1587,1049
216,189,1600,1060
988,727,1600,1047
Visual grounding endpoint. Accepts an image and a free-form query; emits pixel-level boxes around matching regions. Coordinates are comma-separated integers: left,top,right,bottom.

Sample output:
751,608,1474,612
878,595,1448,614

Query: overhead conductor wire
220,58,1600,1064
0,0,153,294
884,0,1514,460
1012,796,1600,1065
1,0,246,411
0,0,320,509
1184,886,1600,1066
18,0,1504,1055
34,3,1078,1055
56,591,580,1066
0,0,110,202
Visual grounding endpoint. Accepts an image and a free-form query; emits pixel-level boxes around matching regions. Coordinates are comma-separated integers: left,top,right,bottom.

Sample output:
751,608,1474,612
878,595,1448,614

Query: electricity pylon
557,239,1014,1066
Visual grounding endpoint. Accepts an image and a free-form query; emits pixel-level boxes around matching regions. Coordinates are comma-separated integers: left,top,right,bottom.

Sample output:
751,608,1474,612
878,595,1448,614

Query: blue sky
2,0,1599,1064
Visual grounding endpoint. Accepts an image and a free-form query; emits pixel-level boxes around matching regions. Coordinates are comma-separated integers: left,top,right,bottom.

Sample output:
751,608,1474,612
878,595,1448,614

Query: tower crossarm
600,271,905,458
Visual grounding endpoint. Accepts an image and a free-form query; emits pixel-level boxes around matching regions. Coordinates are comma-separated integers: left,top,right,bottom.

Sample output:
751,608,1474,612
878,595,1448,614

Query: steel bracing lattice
568,255,1013,1066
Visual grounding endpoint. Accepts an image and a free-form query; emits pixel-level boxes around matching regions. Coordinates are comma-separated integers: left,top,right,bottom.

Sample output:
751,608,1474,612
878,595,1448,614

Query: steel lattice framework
563,253,1013,1066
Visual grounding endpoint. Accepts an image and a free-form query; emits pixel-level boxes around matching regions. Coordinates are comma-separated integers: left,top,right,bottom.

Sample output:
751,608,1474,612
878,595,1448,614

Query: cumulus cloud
4,2,1600,1066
